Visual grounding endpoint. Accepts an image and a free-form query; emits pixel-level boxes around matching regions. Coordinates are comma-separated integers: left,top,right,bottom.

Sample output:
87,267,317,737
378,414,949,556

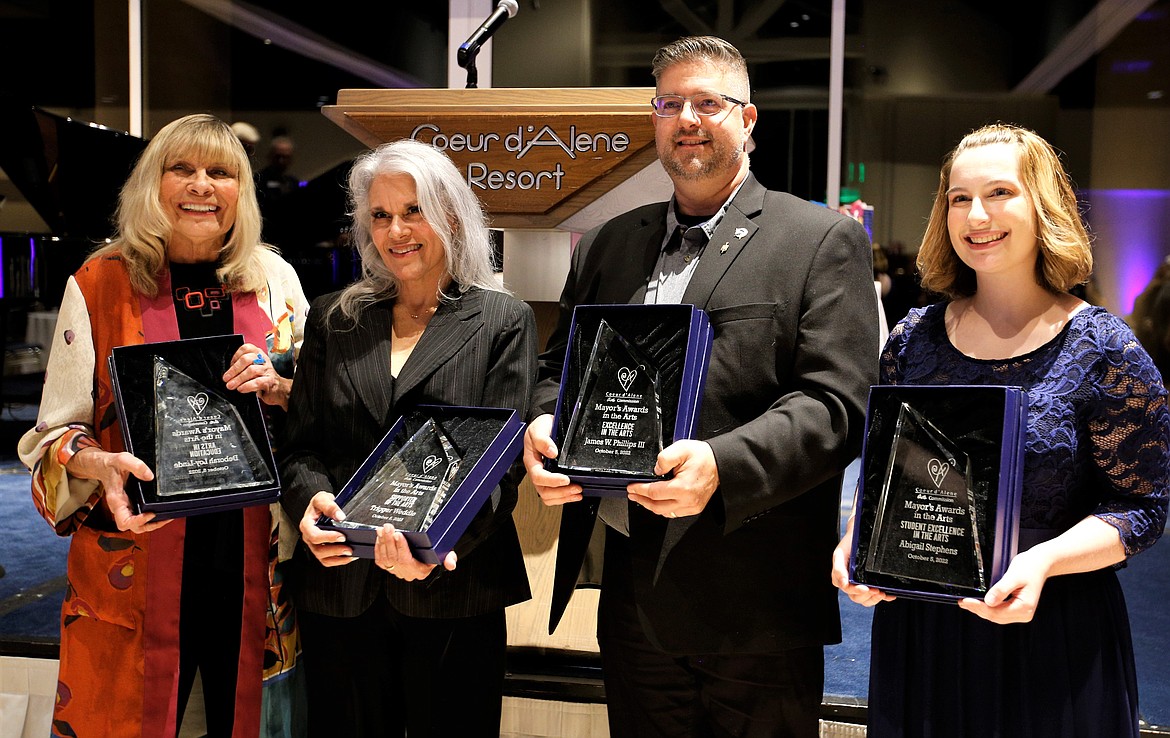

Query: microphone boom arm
456,0,519,73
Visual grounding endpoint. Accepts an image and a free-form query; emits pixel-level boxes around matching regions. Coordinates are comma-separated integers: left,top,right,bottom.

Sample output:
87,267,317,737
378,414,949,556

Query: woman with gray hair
279,138,536,737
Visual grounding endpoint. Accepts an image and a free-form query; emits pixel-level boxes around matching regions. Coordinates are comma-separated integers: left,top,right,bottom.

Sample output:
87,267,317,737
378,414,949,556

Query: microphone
457,0,519,68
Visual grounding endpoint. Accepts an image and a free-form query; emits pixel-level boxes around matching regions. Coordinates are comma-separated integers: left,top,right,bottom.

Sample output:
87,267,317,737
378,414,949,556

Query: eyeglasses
651,93,747,118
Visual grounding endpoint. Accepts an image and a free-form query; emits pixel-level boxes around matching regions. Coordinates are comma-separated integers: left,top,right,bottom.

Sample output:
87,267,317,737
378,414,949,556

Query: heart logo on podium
926,458,949,488
187,393,209,416
422,455,442,474
617,367,637,392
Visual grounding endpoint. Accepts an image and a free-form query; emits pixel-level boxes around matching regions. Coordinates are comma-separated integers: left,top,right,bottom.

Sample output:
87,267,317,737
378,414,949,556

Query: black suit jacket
280,286,536,619
534,174,879,654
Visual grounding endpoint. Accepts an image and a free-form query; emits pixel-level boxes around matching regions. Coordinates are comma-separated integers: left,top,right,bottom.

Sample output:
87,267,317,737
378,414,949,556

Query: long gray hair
331,138,503,322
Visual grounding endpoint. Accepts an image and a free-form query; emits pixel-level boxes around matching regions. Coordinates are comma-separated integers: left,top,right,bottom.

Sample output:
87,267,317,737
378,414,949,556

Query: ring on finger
253,354,267,366
669,511,677,518
387,564,396,571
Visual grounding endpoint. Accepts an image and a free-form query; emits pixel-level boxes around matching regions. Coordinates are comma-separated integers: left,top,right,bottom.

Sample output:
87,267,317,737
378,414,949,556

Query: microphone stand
457,0,518,89
461,47,480,89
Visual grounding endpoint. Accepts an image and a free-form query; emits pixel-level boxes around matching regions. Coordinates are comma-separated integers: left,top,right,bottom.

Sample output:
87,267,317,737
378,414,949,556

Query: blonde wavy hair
93,113,271,297
917,123,1093,299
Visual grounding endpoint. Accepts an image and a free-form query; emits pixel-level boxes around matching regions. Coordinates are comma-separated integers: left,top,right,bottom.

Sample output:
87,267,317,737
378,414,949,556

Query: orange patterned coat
18,251,307,738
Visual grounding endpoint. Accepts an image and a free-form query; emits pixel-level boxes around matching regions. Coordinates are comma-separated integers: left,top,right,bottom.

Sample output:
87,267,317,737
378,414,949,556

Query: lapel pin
720,242,730,254
734,227,748,239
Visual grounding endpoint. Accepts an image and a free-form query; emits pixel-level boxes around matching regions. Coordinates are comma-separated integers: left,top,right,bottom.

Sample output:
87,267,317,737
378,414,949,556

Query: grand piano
0,104,146,308
0,104,359,311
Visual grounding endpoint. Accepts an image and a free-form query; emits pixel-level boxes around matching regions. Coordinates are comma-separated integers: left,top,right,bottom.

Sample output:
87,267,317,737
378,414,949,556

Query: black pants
177,510,244,738
298,596,507,738
599,528,824,738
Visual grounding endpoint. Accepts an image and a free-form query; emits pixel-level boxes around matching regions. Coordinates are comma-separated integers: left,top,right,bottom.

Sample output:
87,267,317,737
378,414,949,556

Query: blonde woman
19,113,308,738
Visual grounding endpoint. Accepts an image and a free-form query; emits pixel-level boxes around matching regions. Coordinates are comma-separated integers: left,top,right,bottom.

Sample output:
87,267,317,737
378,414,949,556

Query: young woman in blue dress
832,123,1170,738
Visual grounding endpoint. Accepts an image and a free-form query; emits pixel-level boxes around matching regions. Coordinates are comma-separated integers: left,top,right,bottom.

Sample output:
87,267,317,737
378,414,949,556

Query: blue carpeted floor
0,456,69,641
825,532,1170,727
2,450,1168,727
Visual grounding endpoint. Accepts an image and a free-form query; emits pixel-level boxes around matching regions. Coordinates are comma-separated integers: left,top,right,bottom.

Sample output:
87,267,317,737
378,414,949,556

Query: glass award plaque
863,402,985,590
152,357,275,497
850,385,1026,602
322,406,526,564
335,418,463,532
545,304,713,495
558,320,664,476
109,334,280,518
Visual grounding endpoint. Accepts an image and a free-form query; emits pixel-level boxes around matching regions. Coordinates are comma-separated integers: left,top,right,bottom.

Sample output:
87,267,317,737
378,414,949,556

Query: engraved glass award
864,402,986,590
336,418,463,532
152,356,275,497
558,319,664,476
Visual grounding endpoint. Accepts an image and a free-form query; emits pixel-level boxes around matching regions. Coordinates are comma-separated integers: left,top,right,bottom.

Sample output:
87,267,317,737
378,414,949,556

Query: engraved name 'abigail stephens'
411,123,631,192
891,469,970,562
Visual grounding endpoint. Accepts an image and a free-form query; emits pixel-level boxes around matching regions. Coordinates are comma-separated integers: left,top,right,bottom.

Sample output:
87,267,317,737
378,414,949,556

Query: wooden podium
322,88,665,662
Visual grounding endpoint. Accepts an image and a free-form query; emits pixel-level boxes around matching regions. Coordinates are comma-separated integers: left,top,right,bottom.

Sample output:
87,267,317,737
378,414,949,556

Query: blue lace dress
867,303,1170,738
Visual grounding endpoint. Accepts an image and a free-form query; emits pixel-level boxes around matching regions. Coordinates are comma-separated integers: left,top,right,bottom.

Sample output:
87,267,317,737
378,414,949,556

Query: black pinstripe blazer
279,286,536,619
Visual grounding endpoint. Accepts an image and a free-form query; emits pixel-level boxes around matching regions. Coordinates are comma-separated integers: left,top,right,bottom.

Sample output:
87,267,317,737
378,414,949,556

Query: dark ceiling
3,0,1165,114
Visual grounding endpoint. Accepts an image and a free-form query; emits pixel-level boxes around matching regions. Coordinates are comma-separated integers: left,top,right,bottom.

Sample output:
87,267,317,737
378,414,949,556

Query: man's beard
658,132,743,181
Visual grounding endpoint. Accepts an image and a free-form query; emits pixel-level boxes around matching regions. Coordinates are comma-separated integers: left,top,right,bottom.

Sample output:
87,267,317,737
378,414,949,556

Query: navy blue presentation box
109,334,280,520
320,405,526,565
545,303,713,497
849,385,1026,603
